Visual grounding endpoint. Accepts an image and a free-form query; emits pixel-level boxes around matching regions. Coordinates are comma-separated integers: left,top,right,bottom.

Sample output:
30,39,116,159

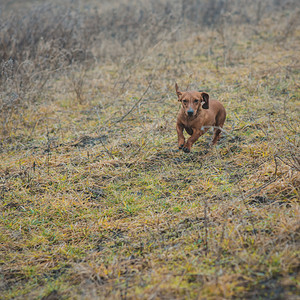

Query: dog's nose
187,109,194,116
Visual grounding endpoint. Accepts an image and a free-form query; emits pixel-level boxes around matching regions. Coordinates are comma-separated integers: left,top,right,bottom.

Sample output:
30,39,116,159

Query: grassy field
1,0,299,299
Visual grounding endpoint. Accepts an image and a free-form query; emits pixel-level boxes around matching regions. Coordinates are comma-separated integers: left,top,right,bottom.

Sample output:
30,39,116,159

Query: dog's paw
179,144,184,150
183,147,190,153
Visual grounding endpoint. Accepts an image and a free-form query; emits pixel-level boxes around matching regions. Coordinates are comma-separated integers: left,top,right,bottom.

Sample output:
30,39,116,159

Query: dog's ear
201,92,209,109
175,83,182,100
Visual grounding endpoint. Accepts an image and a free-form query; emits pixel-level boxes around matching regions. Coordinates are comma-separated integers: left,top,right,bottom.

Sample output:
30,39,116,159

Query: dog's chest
181,117,200,129
184,126,193,135
182,119,198,135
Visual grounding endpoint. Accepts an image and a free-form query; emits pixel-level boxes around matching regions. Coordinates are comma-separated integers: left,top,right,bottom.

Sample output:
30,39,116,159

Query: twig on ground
201,125,236,139
204,198,209,256
114,81,152,123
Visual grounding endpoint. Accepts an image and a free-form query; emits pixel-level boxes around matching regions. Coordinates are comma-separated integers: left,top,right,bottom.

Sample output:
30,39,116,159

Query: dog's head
175,83,209,117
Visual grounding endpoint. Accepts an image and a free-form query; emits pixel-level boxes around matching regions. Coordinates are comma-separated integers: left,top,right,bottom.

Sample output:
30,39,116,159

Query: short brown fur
175,83,226,153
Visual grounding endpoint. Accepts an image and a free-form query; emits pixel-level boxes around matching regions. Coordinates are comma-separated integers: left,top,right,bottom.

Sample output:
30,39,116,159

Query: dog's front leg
183,128,203,153
176,123,185,149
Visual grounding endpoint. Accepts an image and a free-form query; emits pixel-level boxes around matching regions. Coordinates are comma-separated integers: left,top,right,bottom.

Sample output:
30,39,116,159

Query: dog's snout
187,108,194,116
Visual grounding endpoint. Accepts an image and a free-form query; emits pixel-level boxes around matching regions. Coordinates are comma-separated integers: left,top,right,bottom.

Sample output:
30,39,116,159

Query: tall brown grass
0,0,298,134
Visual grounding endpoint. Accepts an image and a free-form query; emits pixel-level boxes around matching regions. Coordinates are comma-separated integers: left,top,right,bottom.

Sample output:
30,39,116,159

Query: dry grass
0,0,299,299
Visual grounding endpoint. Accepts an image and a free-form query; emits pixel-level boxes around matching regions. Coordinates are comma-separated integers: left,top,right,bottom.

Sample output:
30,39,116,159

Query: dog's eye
194,100,199,103
183,100,188,104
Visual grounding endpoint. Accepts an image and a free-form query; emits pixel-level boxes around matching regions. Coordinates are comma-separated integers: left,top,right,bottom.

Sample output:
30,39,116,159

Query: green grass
1,6,300,300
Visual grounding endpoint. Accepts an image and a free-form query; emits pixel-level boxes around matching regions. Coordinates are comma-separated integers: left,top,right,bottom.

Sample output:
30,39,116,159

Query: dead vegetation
0,0,299,299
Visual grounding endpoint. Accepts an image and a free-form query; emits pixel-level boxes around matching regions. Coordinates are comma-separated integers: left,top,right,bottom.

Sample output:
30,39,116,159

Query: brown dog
175,83,226,153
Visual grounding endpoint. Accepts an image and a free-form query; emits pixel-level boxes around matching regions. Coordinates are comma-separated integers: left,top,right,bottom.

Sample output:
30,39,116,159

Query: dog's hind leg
212,127,222,145
212,110,226,145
